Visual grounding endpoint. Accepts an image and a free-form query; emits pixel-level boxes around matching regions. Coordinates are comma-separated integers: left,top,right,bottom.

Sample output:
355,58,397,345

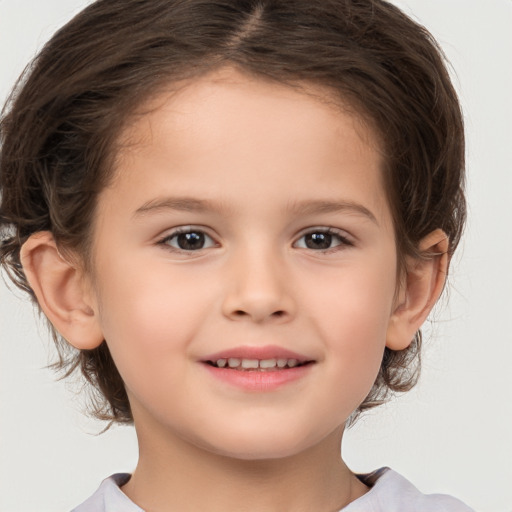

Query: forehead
103,67,390,225
118,67,382,157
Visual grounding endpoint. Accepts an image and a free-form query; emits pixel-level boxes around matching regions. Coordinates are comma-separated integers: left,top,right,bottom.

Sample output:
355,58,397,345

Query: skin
21,67,449,511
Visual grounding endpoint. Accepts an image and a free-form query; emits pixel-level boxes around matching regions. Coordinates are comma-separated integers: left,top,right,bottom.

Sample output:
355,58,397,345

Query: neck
122,423,368,512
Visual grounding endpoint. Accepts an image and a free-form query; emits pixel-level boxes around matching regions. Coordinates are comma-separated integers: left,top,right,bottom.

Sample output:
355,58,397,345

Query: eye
294,229,352,251
159,228,216,251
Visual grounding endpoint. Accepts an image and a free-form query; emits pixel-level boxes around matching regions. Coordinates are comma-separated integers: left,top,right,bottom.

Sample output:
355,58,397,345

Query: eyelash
294,228,354,252
158,227,217,252
157,227,353,253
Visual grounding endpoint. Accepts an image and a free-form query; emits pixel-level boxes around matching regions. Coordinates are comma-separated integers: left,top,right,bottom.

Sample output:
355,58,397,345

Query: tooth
277,359,287,368
259,359,277,369
241,359,259,369
228,358,241,368
217,359,227,368
287,359,298,368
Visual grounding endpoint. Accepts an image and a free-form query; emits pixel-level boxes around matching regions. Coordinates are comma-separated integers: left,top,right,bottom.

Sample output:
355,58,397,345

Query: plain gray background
1,1,511,511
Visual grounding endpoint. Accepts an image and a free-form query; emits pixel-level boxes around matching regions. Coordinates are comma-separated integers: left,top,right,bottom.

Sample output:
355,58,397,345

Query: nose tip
221,257,295,324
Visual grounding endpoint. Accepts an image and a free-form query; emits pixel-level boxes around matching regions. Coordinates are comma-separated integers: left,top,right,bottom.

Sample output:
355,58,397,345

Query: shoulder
70,468,474,512
71,474,143,512
342,467,475,512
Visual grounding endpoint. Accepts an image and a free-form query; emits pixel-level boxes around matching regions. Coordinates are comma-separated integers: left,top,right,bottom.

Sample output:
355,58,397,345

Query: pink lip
202,345,311,363
200,345,315,392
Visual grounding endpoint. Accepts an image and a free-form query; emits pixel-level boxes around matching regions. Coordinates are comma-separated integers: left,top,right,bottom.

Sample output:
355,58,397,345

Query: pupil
178,232,204,250
306,233,331,249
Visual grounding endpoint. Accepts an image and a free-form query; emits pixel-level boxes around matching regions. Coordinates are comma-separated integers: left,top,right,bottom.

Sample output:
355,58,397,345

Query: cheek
308,262,396,402
311,258,396,342
93,256,212,380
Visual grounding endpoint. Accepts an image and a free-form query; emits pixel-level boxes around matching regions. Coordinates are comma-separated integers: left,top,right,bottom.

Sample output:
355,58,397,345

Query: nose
221,248,296,324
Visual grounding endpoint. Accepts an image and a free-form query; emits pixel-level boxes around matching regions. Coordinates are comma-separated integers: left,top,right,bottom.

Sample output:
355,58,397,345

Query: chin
194,424,330,462
210,444,306,461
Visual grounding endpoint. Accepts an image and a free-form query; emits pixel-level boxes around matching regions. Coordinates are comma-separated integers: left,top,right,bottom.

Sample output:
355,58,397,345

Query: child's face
88,68,400,459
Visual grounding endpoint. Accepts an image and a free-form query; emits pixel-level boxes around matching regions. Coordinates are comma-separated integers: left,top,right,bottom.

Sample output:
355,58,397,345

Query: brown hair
0,0,465,425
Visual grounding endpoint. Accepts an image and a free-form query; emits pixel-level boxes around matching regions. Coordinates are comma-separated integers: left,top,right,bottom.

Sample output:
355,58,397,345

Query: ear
20,232,104,350
386,229,449,351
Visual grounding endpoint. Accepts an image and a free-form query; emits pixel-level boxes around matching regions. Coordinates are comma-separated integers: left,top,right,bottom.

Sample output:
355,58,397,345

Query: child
0,0,475,510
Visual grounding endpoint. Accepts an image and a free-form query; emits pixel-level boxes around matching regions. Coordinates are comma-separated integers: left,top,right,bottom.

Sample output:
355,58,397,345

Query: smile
207,358,310,371
201,346,315,391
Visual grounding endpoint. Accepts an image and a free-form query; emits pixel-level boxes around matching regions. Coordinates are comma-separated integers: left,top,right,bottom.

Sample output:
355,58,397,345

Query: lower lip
202,364,313,392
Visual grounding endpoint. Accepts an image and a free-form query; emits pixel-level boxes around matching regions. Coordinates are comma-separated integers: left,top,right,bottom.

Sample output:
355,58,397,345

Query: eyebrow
133,196,378,224
288,199,379,225
133,197,228,217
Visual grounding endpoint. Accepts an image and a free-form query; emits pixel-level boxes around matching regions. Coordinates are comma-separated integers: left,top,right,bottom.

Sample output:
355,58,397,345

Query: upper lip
201,345,313,363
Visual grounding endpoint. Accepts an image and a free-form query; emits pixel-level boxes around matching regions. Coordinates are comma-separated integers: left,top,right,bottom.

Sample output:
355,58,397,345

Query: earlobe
20,232,104,350
386,229,449,351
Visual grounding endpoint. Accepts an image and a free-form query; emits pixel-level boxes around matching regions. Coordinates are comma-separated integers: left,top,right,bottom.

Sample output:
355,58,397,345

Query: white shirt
71,467,475,511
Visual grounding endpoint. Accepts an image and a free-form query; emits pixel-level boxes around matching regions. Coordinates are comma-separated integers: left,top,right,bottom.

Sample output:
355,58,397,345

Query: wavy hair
0,0,465,425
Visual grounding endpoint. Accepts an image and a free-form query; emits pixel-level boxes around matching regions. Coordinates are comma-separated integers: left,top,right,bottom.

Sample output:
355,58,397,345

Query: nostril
231,309,286,320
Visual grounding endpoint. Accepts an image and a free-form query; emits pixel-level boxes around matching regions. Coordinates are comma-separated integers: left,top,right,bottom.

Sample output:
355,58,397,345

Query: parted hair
0,0,465,425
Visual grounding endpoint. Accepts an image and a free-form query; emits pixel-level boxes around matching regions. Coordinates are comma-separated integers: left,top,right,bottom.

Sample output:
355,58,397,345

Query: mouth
200,345,316,386
201,347,315,391
205,357,314,371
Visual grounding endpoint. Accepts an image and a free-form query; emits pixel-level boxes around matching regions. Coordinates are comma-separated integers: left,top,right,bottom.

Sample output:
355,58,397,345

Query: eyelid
293,226,354,250
157,225,218,251
155,225,354,253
